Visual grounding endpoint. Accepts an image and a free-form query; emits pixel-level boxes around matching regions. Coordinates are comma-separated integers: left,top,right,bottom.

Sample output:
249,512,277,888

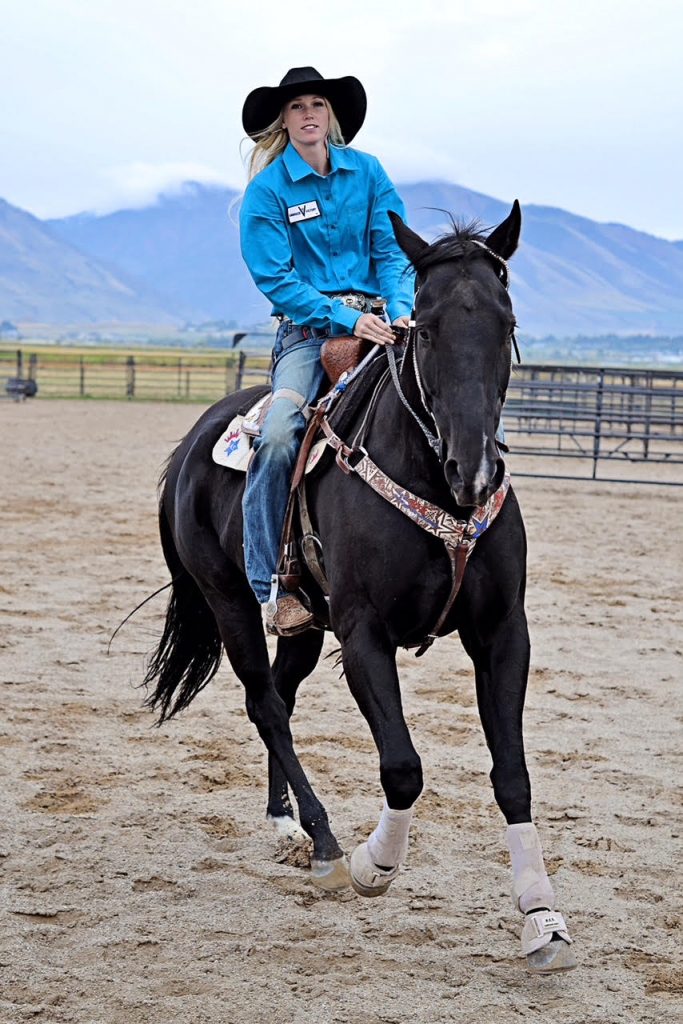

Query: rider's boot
263,578,314,637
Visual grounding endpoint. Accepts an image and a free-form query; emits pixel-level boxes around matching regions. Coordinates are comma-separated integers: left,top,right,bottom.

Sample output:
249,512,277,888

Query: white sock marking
267,813,309,845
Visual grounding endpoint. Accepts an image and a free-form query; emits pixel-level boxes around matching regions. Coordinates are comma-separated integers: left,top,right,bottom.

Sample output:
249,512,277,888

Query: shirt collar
329,145,357,172
282,141,357,182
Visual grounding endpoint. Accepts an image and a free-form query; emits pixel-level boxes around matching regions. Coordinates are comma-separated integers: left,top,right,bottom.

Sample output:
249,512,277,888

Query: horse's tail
144,489,223,724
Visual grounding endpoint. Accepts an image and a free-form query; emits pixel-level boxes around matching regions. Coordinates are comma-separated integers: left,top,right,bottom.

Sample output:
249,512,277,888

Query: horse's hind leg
199,570,348,888
266,630,325,843
460,603,576,972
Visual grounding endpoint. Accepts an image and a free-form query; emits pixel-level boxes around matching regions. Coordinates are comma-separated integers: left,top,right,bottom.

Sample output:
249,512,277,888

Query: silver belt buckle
331,292,386,314
332,291,366,312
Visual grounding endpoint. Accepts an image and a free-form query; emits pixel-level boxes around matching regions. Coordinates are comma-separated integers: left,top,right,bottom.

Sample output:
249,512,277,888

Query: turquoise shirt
239,142,414,335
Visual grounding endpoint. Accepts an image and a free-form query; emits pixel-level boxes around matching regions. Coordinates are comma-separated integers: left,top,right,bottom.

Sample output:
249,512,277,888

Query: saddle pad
212,415,254,472
211,399,328,476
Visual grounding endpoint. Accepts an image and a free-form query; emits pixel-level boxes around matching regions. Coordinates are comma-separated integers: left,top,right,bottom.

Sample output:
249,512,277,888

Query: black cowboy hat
242,66,367,144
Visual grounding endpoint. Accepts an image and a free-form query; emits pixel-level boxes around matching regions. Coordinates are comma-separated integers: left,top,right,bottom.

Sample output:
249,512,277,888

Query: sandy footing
0,399,681,1023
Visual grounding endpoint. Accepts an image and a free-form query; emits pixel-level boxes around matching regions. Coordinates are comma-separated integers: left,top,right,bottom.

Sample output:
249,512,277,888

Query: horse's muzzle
444,453,506,509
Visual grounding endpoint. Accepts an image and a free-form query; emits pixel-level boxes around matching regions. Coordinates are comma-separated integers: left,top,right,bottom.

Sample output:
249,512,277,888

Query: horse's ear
485,200,521,260
388,211,430,264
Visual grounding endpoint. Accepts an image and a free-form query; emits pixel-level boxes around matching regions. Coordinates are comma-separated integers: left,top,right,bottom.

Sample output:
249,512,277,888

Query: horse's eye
417,327,430,344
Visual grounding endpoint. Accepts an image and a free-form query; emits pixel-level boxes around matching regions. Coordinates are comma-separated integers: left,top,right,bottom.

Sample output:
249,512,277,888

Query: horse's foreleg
338,615,423,897
267,629,325,843
460,603,577,972
201,578,348,888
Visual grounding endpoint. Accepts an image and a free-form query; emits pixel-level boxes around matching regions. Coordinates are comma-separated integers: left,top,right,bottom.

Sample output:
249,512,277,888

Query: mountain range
1,180,683,336
0,199,187,324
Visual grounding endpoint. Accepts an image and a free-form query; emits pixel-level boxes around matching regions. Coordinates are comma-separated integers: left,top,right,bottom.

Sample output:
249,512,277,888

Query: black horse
145,203,576,972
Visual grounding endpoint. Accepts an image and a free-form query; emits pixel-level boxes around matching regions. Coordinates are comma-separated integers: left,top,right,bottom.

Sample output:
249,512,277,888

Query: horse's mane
409,215,491,275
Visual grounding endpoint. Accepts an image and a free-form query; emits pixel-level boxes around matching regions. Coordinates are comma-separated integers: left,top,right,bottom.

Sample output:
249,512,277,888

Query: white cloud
95,161,233,213
359,133,463,187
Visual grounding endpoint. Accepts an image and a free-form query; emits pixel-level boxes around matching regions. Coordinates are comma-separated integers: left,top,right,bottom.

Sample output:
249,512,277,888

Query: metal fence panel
504,364,683,484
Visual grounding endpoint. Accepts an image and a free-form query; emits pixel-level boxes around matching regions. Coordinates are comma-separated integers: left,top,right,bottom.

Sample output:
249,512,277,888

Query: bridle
385,241,520,458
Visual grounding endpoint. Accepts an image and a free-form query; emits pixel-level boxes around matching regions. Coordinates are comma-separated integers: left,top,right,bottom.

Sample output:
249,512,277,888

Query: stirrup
264,594,315,637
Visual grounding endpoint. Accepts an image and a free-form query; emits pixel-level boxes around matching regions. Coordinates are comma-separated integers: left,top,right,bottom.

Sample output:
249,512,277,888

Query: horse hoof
267,813,309,845
310,855,351,891
526,939,578,974
350,841,399,897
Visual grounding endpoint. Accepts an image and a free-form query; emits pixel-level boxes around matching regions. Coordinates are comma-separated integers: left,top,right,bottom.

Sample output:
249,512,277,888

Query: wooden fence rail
0,349,272,402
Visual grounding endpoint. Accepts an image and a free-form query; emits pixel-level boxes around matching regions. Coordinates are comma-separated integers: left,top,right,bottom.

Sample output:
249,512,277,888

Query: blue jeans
242,321,331,603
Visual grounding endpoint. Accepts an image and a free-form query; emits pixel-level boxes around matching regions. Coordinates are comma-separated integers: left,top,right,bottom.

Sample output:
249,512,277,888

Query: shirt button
332,251,338,256
325,194,331,200
331,223,336,228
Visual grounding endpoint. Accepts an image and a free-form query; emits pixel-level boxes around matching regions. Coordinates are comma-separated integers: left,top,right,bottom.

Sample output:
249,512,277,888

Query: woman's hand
353,313,395,345
392,315,410,329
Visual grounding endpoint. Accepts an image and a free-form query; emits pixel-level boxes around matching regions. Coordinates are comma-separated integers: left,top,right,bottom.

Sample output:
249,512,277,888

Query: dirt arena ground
1,399,681,1024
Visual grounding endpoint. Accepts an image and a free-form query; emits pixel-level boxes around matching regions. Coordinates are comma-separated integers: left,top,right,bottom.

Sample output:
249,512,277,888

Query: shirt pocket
342,203,369,244
344,203,367,224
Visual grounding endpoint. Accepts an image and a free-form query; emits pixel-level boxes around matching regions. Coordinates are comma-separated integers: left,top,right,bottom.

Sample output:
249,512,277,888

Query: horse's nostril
444,452,503,508
494,457,506,491
444,458,461,490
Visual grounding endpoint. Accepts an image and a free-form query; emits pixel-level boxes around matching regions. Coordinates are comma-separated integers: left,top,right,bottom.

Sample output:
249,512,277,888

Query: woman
240,66,414,636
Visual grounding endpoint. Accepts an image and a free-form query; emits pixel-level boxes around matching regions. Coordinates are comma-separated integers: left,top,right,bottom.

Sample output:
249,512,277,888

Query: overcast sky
3,0,682,239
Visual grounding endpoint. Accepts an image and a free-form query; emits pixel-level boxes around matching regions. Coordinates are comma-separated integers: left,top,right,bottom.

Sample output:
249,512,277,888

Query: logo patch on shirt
287,200,321,224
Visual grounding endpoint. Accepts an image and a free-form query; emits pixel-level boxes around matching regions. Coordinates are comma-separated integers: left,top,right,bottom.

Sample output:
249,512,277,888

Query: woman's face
282,94,329,147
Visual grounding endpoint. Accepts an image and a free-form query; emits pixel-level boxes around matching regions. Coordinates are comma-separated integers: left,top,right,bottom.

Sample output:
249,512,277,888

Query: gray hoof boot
527,938,578,973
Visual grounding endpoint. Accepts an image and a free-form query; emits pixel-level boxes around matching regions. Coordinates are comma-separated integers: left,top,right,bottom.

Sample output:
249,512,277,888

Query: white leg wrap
506,822,556,914
350,801,414,897
367,800,414,867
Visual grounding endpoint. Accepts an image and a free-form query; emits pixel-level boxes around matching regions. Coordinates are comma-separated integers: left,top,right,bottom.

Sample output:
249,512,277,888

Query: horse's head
390,202,521,508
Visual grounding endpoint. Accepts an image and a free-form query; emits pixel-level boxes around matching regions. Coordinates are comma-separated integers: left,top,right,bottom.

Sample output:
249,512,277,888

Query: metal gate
504,365,683,485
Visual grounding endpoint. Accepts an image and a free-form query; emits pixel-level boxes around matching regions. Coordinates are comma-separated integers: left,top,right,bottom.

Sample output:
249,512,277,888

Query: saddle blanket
212,396,327,475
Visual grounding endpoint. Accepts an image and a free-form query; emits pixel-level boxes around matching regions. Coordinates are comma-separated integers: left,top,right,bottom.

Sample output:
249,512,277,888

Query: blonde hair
246,98,346,181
